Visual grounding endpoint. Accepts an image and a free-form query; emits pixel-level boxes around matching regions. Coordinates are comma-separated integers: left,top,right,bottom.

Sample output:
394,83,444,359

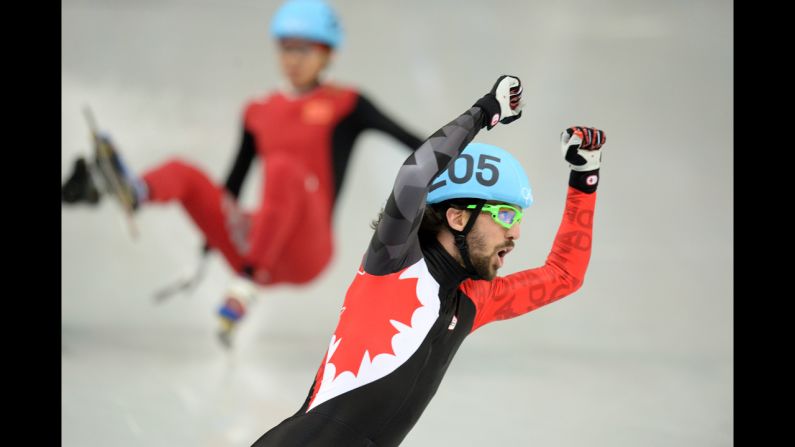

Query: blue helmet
270,0,343,48
427,142,533,209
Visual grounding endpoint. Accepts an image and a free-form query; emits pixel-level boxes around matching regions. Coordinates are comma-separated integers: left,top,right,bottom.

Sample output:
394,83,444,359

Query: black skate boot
61,156,101,204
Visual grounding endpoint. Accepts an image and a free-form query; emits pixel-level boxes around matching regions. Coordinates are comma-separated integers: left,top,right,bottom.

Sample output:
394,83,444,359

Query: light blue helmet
270,0,343,48
427,142,533,209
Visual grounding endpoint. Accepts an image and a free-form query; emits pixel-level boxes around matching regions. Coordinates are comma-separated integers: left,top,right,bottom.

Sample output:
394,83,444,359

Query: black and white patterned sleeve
362,106,486,275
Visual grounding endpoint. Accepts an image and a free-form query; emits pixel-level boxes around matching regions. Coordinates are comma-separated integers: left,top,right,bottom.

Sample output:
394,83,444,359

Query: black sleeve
362,106,486,275
329,93,424,201
353,93,424,151
223,128,257,199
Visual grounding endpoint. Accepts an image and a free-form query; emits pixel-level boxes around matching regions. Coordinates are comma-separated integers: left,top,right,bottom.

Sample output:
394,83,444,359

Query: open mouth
496,246,513,266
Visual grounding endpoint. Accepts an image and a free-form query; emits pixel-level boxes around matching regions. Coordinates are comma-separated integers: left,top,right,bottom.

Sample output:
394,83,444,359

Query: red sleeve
461,187,597,332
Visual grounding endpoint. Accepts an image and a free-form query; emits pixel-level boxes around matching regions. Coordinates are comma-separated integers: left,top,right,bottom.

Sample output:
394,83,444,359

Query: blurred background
61,0,732,446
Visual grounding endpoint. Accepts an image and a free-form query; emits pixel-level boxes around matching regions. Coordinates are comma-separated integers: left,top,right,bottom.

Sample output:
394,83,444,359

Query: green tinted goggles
467,203,524,229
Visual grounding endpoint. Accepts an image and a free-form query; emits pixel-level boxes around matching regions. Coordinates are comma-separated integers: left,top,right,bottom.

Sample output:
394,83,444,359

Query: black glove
473,75,524,130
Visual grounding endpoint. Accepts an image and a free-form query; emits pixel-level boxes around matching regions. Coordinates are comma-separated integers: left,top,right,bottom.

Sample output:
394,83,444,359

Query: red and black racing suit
253,103,599,446
140,84,422,285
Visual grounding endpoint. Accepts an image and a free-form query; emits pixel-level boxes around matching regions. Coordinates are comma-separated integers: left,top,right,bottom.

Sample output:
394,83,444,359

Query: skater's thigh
252,188,332,285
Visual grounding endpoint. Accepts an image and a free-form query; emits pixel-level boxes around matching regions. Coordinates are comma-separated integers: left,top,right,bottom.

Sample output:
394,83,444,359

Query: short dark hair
369,199,473,240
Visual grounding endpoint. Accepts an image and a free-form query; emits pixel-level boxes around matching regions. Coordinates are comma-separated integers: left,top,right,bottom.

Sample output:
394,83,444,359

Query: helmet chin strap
447,199,486,280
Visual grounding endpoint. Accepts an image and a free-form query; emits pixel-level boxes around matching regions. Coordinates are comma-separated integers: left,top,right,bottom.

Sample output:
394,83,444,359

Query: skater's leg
142,158,263,348
142,158,248,273
244,154,332,285
215,154,332,347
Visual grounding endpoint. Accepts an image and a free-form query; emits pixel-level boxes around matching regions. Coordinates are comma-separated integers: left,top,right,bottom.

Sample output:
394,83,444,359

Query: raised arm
363,76,524,275
464,126,606,331
352,93,424,150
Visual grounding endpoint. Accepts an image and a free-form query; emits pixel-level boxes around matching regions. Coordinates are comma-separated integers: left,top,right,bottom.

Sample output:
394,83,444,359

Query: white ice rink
62,1,733,446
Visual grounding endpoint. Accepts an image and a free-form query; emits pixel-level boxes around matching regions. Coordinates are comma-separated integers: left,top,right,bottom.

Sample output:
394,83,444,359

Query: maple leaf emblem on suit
307,259,440,411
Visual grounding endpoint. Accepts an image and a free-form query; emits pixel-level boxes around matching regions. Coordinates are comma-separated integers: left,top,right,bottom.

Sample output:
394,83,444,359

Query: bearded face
465,218,516,280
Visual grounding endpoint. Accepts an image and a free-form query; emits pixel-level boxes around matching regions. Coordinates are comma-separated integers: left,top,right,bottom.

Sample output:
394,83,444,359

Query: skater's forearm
224,129,257,199
353,93,423,150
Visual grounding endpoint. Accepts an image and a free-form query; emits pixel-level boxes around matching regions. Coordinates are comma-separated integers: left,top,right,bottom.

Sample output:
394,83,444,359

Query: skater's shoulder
243,91,282,110
318,81,358,96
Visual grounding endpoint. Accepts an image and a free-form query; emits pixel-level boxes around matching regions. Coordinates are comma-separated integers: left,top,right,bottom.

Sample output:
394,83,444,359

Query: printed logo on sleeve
448,315,458,330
